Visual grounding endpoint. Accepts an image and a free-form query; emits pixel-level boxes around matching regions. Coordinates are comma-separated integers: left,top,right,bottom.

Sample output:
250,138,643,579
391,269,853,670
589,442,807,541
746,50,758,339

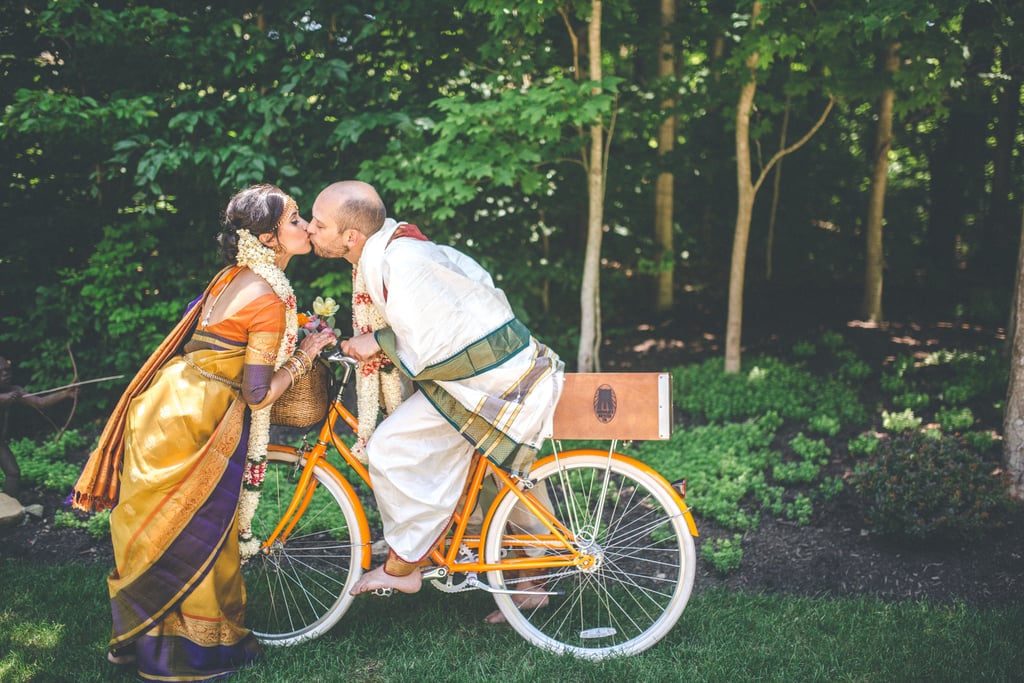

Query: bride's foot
485,581,550,624
107,644,136,666
349,564,423,596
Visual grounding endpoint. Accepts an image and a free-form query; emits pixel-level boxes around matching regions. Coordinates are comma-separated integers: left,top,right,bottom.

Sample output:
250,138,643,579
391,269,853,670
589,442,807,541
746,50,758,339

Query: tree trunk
577,0,605,372
860,41,899,323
724,2,762,374
654,0,676,313
766,93,791,281
1004,205,1024,499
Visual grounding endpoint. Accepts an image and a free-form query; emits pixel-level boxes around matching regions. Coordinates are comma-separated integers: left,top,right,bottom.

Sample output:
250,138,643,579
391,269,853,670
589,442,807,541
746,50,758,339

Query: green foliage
880,371,909,395
789,433,830,462
882,409,922,432
935,406,975,433
52,510,84,531
819,476,845,501
925,350,1008,407
702,534,743,574
637,414,783,531
963,431,997,454
851,432,1012,540
791,341,816,358
820,330,845,352
807,415,841,437
835,350,873,383
847,433,880,457
893,391,930,410
672,356,868,426
783,494,814,525
52,509,109,540
4,430,91,492
773,460,822,485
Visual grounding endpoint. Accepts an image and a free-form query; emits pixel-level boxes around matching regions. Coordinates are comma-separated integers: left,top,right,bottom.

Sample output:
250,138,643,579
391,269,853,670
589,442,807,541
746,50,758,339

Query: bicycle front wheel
242,446,366,646
483,451,696,659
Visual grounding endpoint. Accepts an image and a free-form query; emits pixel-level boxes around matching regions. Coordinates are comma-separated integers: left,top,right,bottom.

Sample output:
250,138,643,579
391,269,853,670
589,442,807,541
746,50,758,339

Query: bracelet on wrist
287,356,308,378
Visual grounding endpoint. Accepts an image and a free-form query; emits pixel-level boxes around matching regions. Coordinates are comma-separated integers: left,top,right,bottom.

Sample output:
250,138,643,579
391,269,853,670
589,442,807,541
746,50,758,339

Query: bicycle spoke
484,452,695,658
243,452,364,645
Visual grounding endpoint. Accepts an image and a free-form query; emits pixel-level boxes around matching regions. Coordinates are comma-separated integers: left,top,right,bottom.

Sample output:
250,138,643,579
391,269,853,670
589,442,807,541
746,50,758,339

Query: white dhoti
366,390,475,561
358,219,564,564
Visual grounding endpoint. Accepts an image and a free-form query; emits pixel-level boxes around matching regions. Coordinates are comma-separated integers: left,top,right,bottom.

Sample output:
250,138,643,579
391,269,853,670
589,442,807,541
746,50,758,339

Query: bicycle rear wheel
483,451,696,659
242,446,365,645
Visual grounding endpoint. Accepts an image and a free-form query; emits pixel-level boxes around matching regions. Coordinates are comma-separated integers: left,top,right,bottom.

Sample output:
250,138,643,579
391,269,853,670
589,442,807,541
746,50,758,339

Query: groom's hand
341,332,381,362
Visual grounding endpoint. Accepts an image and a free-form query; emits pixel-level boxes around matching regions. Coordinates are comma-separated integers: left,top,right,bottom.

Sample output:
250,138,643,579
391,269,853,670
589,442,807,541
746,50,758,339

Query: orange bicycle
242,350,699,659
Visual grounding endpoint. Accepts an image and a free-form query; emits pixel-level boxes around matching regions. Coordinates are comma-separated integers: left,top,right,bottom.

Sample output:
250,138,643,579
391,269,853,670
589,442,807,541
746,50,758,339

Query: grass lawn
2,560,1022,683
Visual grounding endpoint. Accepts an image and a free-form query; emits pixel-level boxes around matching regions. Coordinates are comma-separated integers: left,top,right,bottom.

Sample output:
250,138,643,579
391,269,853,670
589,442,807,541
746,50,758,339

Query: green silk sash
376,318,539,471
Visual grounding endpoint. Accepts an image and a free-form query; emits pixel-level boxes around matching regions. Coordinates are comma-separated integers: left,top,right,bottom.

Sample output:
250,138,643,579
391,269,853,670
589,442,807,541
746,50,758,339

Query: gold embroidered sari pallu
109,346,260,679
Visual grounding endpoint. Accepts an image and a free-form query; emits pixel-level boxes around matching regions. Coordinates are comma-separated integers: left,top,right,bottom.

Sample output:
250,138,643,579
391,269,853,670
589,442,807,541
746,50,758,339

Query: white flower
234,229,298,560
351,266,406,463
312,295,340,318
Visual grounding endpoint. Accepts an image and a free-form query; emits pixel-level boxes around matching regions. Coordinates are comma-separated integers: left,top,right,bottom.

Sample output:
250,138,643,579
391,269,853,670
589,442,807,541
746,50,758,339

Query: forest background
1,0,1022,446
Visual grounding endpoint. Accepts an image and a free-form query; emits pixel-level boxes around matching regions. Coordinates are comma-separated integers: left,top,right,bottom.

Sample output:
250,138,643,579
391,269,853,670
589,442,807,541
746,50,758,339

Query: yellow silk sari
106,280,283,682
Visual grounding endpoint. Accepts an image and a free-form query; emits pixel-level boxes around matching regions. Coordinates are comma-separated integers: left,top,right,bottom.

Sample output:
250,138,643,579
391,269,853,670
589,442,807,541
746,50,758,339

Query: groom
305,181,564,596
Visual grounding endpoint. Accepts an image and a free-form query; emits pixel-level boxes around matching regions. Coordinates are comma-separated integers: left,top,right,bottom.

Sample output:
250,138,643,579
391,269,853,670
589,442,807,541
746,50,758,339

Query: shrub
808,415,841,437
789,433,830,463
53,507,109,540
893,392,930,410
835,350,872,382
847,433,880,456
637,413,783,531
703,534,743,574
936,406,975,433
791,341,816,358
4,430,91,492
963,430,997,454
923,349,1007,407
820,330,845,352
882,409,922,432
850,432,1011,540
672,356,868,426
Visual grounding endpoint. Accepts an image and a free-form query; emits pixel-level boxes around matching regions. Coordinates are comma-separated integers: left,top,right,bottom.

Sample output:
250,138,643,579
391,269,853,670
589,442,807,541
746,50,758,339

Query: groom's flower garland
234,228,298,560
351,265,405,462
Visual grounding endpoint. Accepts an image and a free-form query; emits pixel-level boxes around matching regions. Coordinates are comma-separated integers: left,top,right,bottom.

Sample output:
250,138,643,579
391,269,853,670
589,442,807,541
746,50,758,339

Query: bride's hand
299,330,337,358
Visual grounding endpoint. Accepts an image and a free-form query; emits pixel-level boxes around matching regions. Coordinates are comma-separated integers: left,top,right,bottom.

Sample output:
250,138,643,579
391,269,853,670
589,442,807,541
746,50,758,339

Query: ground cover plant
1,319,1022,680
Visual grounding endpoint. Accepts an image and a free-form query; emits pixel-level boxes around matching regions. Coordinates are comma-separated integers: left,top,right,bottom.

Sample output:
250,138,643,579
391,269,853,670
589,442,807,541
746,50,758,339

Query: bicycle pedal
371,587,394,597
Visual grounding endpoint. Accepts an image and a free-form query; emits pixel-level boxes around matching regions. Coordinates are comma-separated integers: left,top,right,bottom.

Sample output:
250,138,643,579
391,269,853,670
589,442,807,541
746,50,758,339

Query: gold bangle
281,363,297,388
295,348,313,372
288,356,307,379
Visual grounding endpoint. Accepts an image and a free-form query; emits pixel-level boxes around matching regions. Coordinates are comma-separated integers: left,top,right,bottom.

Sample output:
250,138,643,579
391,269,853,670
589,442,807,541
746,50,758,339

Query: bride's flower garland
234,227,298,560
351,265,405,463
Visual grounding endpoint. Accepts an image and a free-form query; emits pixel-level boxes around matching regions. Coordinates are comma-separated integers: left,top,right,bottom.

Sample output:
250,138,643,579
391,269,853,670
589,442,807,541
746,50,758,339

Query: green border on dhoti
376,319,538,471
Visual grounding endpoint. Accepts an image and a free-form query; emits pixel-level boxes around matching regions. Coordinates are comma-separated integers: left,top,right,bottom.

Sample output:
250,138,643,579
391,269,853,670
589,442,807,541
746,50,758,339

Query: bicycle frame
260,354,698,577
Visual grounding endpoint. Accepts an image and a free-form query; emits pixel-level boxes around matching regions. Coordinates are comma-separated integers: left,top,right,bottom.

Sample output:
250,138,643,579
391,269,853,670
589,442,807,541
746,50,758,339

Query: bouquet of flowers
297,295,342,340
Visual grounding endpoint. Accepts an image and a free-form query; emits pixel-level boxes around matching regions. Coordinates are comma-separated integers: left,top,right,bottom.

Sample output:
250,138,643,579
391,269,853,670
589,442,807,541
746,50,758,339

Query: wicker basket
270,358,332,430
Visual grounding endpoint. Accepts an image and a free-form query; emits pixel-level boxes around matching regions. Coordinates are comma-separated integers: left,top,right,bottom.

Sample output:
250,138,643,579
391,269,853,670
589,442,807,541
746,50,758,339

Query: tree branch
752,96,836,196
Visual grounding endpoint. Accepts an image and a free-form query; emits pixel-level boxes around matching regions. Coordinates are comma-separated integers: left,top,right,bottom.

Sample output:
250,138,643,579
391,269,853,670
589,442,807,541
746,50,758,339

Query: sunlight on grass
1,559,1022,681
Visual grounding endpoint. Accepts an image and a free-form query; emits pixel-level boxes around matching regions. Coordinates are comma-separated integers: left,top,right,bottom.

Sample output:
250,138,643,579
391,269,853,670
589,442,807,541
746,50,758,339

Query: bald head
319,181,386,237
308,181,387,264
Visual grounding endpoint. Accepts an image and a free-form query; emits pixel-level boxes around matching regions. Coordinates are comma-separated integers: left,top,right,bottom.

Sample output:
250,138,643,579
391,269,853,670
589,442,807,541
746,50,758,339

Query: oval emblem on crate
593,384,617,423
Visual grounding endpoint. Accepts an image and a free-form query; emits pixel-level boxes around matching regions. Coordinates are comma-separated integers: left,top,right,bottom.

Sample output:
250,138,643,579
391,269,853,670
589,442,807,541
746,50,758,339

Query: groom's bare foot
485,580,550,623
350,564,423,596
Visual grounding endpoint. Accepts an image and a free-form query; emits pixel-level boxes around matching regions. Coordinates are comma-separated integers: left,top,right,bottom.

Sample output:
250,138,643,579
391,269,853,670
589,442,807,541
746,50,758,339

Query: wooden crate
545,372,672,440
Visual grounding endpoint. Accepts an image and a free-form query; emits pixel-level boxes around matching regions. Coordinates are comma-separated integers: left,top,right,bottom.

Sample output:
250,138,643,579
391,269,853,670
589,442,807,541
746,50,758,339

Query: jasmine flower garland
351,265,406,463
234,227,298,560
